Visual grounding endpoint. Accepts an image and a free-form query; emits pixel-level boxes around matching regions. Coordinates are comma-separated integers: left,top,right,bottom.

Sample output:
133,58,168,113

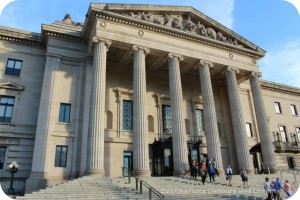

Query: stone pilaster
132,45,151,176
86,37,111,175
25,55,61,193
168,53,189,176
249,72,277,173
225,67,253,173
197,60,223,174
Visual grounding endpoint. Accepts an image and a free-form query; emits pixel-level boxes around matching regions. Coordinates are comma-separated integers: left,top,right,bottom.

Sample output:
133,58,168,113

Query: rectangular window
195,109,205,135
55,146,68,167
5,59,22,76
0,96,15,123
291,105,298,116
279,125,288,142
274,102,282,114
162,105,172,134
59,103,71,123
0,147,6,170
296,127,300,142
246,123,253,137
123,100,133,131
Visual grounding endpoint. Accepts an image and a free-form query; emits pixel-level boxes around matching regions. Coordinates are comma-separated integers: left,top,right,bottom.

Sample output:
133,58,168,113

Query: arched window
148,115,154,132
106,111,113,129
185,119,190,135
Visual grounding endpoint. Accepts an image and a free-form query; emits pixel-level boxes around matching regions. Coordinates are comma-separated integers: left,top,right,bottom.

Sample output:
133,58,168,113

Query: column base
216,168,225,176
173,170,186,176
25,172,47,194
85,169,105,176
133,169,151,177
245,168,255,175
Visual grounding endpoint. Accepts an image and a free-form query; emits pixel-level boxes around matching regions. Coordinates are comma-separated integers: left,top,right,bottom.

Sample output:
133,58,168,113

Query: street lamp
7,161,19,194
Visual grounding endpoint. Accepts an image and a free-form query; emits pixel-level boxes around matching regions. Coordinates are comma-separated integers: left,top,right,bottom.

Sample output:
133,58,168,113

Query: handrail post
294,173,297,183
280,170,282,179
136,178,138,191
140,180,143,194
149,188,152,200
128,171,131,184
122,167,124,178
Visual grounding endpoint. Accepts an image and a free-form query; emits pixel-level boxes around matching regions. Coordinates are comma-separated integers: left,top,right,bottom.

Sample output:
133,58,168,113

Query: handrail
121,166,131,184
277,167,299,183
136,177,164,200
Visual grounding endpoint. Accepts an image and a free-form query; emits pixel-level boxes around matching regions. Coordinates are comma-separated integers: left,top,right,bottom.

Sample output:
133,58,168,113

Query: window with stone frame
58,103,71,123
274,102,282,114
195,109,205,135
279,125,288,142
296,127,300,142
55,146,68,167
246,123,253,137
5,59,23,77
123,100,133,131
0,96,15,123
0,147,6,170
291,104,298,116
162,105,172,134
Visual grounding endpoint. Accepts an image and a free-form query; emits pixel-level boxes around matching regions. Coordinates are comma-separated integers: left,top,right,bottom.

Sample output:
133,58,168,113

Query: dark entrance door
151,137,173,176
287,157,295,169
123,151,133,176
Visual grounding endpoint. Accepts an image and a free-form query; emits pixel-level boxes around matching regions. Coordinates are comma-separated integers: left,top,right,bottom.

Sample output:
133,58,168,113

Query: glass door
123,152,133,176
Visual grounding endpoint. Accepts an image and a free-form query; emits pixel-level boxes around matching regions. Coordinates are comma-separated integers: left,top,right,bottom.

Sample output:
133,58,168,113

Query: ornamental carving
128,12,242,47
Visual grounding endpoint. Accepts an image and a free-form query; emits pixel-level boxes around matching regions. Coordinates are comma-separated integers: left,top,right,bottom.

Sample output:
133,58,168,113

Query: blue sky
0,0,300,87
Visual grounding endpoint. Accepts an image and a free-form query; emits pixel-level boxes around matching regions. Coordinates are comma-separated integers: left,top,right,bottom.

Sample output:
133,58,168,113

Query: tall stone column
86,37,111,175
225,67,253,173
168,53,189,175
197,60,223,173
132,45,151,176
249,72,277,173
25,55,61,193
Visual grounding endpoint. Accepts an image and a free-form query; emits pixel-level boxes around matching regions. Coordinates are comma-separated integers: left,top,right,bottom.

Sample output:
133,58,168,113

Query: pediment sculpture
129,12,242,48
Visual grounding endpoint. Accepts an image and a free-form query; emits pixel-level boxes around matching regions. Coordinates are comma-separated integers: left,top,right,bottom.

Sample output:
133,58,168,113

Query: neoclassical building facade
0,3,299,194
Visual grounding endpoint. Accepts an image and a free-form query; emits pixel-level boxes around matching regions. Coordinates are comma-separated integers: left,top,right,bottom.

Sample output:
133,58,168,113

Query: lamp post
7,161,19,194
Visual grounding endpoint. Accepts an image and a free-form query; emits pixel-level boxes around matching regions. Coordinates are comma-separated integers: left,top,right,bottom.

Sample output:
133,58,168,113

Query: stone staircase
16,176,147,200
15,173,300,200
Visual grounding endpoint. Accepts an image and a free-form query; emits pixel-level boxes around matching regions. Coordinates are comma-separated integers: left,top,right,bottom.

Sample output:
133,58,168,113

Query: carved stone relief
128,12,243,48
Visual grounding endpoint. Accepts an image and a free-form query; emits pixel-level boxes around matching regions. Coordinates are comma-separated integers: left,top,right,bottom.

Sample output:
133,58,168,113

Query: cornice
84,8,264,59
0,27,44,48
42,30,86,44
260,80,300,96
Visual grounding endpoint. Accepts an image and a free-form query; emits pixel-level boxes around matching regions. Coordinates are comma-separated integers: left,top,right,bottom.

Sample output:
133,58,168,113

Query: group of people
263,177,294,200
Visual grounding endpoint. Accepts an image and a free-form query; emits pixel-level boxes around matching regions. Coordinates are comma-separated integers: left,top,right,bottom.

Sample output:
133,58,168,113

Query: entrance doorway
287,157,295,169
123,151,133,176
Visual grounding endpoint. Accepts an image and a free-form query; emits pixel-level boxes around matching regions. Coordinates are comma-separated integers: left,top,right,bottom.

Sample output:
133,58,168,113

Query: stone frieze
128,12,243,48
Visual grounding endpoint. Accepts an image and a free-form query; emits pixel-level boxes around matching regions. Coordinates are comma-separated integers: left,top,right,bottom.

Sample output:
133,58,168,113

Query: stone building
0,3,299,194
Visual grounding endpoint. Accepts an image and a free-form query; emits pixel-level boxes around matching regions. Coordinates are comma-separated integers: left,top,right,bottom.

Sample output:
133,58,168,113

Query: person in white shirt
226,165,233,186
263,177,272,200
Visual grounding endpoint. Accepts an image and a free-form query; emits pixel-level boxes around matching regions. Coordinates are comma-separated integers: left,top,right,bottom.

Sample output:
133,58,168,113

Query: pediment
88,4,265,56
0,82,25,91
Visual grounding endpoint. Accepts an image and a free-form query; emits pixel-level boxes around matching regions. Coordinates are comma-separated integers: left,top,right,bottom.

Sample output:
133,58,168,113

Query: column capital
248,71,262,79
168,53,184,62
198,60,214,68
224,66,240,74
92,37,112,49
132,45,150,55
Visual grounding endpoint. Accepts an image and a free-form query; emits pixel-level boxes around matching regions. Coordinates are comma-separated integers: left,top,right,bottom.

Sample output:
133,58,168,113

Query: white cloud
260,38,300,87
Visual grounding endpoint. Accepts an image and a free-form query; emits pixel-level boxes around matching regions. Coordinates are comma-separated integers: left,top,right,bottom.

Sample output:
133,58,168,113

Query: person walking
212,158,219,176
200,164,207,185
226,165,233,186
191,160,198,180
207,163,215,182
263,177,272,200
240,168,249,188
283,180,293,199
273,177,282,200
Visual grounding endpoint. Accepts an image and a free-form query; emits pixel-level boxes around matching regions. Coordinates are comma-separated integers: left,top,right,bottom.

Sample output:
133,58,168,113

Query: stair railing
121,166,131,184
136,177,164,200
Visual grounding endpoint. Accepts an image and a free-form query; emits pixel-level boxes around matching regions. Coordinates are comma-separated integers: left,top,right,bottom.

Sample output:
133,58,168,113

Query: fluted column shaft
168,53,189,175
225,67,253,173
86,38,111,175
198,60,223,173
249,73,277,173
132,45,151,176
